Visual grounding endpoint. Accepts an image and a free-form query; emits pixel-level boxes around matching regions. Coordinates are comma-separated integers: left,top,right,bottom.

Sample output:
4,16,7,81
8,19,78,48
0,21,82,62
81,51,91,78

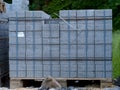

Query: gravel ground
0,87,120,90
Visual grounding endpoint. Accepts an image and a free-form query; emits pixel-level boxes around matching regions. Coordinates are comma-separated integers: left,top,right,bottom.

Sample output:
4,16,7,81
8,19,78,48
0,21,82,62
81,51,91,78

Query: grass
113,31,120,78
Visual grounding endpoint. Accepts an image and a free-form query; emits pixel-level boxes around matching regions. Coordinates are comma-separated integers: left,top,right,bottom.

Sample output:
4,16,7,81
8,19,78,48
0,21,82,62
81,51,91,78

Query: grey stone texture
9,10,112,78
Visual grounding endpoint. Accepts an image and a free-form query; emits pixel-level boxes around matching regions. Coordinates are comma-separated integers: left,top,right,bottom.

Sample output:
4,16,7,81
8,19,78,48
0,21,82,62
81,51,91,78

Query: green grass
113,31,120,78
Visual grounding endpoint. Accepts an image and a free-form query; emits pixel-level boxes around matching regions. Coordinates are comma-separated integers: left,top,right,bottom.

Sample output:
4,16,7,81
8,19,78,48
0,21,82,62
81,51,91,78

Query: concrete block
60,31,68,44
87,72,95,78
9,11,25,18
10,70,17,78
18,45,25,58
61,72,69,77
87,45,94,57
61,64,69,71
25,11,51,19
51,45,59,58
95,45,104,58
60,24,68,30
106,20,112,30
18,65,26,71
43,30,59,38
96,64,104,71
70,72,77,78
43,65,51,71
87,31,94,44
34,24,42,31
78,45,86,58
10,65,16,70
27,65,34,71
78,64,86,72
70,31,77,44
95,10,104,17
9,21,16,25
43,45,50,58
26,25,34,31
106,64,112,71
51,61,60,64
87,61,94,65
35,65,43,71
52,71,60,78
78,72,86,78
18,70,26,77
9,32,16,44
35,71,43,77
18,25,25,31
78,21,86,30
35,45,42,58
106,72,112,78
60,45,68,58
43,38,50,44
105,9,112,17
86,10,94,16
70,45,77,58
26,32,33,44
9,25,16,31
9,45,16,58
87,20,94,30
69,10,77,18
69,23,77,30
70,65,77,72
27,70,34,77
95,61,105,65
106,45,112,58
95,20,104,30
18,37,25,44
26,45,33,58
51,65,60,71
77,10,86,17
96,72,104,78
49,24,59,30
59,10,68,18
87,65,95,72
106,31,112,43
43,71,51,77
50,38,59,44
95,31,104,44
78,31,85,44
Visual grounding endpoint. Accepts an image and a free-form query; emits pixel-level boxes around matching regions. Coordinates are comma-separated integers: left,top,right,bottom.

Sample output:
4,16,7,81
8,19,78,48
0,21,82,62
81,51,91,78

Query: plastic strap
49,19,52,76
94,10,96,78
85,10,88,78
32,12,35,77
68,10,71,77
104,10,106,78
16,12,18,77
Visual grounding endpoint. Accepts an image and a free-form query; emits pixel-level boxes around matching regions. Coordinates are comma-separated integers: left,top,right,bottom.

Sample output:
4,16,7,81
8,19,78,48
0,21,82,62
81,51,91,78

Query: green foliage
4,0,12,3
29,0,120,31
113,31,120,78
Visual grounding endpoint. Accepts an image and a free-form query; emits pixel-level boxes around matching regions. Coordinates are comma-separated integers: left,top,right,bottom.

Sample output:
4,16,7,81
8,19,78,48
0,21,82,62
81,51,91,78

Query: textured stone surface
9,10,112,78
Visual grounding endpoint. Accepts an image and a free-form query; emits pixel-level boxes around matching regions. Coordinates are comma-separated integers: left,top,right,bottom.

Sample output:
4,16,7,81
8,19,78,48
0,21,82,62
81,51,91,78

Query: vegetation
5,0,120,78
113,31,120,78
5,0,120,31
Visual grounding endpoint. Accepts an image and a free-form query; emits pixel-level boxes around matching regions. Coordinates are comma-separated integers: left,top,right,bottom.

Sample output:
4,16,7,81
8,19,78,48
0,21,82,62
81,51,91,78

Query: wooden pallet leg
0,78,1,87
10,79,23,89
100,79,113,88
58,80,67,87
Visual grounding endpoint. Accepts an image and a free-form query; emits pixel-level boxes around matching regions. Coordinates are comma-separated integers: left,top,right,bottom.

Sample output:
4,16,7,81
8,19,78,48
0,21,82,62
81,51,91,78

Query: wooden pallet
10,78,113,89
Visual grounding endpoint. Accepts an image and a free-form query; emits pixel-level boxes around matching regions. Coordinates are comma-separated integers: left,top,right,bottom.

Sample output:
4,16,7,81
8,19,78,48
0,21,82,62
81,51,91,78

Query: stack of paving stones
0,13,9,84
9,10,112,78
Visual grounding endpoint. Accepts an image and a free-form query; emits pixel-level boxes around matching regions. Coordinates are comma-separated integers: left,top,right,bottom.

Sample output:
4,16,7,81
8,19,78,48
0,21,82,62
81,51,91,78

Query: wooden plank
0,2,5,13
10,78,112,81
